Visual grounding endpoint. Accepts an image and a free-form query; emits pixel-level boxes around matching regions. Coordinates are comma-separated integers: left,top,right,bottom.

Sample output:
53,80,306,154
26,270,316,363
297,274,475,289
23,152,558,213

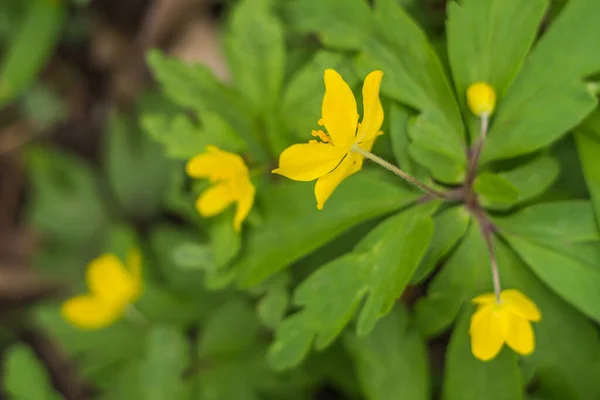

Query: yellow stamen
311,130,331,143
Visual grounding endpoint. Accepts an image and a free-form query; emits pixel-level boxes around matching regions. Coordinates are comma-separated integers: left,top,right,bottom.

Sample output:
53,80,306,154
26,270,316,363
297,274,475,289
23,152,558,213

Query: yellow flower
186,145,255,232
61,250,142,330
272,69,384,210
469,289,541,361
467,82,496,116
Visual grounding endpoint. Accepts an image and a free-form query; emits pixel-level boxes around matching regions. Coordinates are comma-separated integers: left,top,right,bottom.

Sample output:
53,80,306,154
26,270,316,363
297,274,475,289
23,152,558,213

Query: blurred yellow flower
186,145,255,231
61,250,142,330
467,82,496,117
469,289,541,361
272,69,384,209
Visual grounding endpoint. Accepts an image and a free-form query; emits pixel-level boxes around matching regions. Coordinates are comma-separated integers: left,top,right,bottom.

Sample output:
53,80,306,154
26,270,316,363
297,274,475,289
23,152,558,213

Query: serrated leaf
225,0,284,110
105,110,173,220
345,306,430,400
494,201,600,320
481,0,600,163
446,0,547,141
411,206,470,284
355,0,465,184
496,240,600,399
282,0,374,50
268,203,435,369
235,170,420,287
442,307,523,400
414,220,492,337
474,172,520,208
282,51,358,141
5,344,60,400
139,326,188,400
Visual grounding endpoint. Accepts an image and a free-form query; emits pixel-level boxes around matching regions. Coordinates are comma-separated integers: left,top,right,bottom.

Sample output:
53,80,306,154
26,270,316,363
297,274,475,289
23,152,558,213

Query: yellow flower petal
469,305,508,361
467,82,496,117
272,143,346,181
472,293,497,306
86,254,136,303
322,69,358,148
505,312,535,356
196,181,236,217
233,180,255,232
186,145,247,180
126,249,143,301
61,295,124,330
357,70,384,144
314,152,363,210
501,289,541,322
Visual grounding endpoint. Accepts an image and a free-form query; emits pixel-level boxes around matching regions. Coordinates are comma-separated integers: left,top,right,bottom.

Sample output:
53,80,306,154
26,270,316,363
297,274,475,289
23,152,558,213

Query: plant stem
477,210,502,304
351,145,448,199
125,304,150,327
465,113,490,186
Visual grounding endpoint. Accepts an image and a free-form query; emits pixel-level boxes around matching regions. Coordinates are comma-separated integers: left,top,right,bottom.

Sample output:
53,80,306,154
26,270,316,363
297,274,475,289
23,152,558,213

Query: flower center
310,129,331,144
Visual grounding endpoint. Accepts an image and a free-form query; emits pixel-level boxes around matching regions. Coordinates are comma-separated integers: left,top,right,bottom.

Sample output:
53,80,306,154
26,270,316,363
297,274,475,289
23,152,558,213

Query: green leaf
490,155,560,210
5,344,61,400
282,51,358,141
282,0,374,50
235,170,420,287
0,0,65,107
25,145,107,246
147,51,265,162
494,201,600,320
200,300,261,357
225,0,284,110
355,0,466,184
345,306,430,400
105,110,173,220
481,0,600,163
574,111,600,228
414,219,491,337
474,172,519,208
411,206,470,283
496,240,600,399
268,203,435,369
442,307,523,400
139,326,188,400
257,275,290,329
389,103,428,179
446,0,547,140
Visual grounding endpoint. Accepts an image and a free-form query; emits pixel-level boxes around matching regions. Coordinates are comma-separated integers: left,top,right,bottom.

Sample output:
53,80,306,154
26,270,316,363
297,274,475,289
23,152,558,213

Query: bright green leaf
389,103,428,179
574,110,600,229
474,171,520,208
5,344,61,400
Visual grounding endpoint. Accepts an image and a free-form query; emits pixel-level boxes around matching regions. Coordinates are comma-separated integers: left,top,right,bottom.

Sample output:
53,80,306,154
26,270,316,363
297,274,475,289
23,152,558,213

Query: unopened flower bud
467,82,496,117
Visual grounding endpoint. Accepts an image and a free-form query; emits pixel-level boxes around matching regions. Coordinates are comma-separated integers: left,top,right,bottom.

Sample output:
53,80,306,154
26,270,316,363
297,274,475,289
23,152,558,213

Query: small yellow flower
186,145,255,231
469,289,541,361
272,69,384,209
61,250,142,330
467,82,496,117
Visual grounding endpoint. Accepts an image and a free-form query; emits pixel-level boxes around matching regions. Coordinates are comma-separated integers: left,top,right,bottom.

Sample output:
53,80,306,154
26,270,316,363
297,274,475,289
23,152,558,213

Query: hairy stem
351,145,449,199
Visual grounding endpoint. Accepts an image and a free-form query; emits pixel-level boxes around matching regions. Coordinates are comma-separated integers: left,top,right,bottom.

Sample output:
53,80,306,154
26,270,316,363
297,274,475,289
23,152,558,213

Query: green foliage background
2,0,600,399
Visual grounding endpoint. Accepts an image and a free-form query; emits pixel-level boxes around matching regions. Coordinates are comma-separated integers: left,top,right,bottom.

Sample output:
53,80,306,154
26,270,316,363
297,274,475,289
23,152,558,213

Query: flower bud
467,82,496,117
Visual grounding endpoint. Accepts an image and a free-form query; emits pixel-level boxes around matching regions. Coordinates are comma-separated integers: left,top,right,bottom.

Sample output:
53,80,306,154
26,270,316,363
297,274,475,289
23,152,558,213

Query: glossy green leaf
345,306,430,400
494,201,600,320
442,307,523,400
414,220,492,337
268,203,435,369
105,111,173,220
225,0,284,110
282,0,374,50
481,0,600,163
574,111,600,228
496,240,600,399
5,344,61,400
0,0,65,107
446,0,547,140
235,170,419,286
139,326,188,400
281,51,358,141
474,172,519,208
411,206,471,283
